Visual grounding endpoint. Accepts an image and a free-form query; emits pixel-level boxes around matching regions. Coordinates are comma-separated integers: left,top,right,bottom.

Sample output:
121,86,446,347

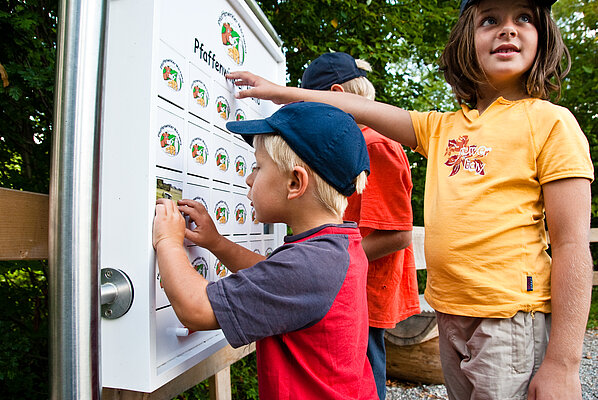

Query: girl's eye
517,14,532,23
481,17,497,27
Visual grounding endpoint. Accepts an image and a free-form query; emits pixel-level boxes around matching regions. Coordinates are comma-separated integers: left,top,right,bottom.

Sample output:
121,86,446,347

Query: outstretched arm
227,71,418,148
178,199,266,272
153,199,218,331
527,178,593,399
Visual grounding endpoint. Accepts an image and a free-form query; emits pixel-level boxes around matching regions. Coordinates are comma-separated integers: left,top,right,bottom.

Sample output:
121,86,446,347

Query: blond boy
153,102,377,399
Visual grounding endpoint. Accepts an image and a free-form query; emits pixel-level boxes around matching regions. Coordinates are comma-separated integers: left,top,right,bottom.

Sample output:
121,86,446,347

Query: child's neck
286,209,343,237
476,84,529,115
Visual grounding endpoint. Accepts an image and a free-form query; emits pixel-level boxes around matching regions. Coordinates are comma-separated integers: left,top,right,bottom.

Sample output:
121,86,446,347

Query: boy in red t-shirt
301,52,420,400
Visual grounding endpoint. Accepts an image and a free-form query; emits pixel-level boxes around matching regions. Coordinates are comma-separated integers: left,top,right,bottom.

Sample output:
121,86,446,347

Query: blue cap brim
226,119,276,146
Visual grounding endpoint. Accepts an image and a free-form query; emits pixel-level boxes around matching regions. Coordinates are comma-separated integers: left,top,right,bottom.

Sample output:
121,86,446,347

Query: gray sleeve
206,236,350,348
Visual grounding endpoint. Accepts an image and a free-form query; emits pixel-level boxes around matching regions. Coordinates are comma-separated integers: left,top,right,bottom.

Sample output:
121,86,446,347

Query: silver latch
101,268,133,319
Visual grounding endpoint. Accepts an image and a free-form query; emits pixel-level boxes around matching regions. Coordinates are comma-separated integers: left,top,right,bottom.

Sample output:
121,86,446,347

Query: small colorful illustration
190,138,208,164
444,135,492,177
235,203,246,224
215,260,228,278
191,80,209,107
235,155,246,177
219,12,246,66
157,271,163,289
160,59,183,91
235,109,246,121
216,96,229,120
250,161,257,173
265,247,273,257
192,256,209,279
214,201,229,224
251,207,259,224
158,125,181,156
215,148,229,171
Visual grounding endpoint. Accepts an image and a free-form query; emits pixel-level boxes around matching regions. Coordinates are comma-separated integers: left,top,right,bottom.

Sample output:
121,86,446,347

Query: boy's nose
246,171,255,187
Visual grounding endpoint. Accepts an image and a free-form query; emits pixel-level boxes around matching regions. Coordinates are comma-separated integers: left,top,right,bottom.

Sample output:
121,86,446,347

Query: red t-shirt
208,223,377,399
344,127,420,328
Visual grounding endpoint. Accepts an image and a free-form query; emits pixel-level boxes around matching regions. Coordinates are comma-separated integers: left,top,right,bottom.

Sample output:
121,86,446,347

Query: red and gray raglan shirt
206,222,377,399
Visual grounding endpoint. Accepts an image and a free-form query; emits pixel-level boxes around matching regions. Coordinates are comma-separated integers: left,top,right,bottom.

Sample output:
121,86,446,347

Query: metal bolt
104,309,113,317
104,270,113,279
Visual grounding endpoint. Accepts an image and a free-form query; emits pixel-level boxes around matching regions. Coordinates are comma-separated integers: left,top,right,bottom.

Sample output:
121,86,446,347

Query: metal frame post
49,0,107,398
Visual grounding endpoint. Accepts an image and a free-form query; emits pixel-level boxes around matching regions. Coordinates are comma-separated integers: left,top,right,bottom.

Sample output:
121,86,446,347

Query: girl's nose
499,24,517,38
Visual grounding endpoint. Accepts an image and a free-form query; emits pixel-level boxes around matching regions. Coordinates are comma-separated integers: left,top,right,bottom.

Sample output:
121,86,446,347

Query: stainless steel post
49,0,107,398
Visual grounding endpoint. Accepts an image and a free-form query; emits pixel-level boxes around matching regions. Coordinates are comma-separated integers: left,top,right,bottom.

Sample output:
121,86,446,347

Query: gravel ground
385,329,598,399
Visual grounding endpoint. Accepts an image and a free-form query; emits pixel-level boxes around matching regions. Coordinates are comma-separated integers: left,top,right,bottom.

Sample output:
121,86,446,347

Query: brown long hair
439,2,570,107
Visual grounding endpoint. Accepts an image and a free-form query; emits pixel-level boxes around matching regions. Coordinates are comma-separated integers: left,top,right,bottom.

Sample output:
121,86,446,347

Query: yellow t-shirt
410,97,594,318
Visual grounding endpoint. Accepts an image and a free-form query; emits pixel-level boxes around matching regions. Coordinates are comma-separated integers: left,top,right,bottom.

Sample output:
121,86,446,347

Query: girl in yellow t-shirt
225,0,594,398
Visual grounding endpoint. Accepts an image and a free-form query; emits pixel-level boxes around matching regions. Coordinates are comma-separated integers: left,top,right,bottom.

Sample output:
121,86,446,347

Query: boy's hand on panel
153,199,186,249
177,199,222,250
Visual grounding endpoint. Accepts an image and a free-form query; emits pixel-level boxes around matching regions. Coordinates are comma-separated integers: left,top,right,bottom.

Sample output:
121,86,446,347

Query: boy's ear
287,166,309,200
330,83,345,93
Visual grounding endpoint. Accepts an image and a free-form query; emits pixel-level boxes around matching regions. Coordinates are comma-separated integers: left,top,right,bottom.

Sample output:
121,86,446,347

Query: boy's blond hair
339,59,376,100
254,134,367,218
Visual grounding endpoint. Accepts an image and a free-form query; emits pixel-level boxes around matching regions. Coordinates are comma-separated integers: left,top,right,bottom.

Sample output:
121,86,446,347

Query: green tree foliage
0,0,57,193
256,0,459,226
0,0,57,397
0,261,49,398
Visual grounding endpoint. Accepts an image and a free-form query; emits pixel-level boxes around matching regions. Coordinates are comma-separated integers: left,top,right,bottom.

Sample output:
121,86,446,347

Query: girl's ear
287,166,309,200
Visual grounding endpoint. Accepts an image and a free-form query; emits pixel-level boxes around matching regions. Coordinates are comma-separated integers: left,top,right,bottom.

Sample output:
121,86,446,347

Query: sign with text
99,0,284,392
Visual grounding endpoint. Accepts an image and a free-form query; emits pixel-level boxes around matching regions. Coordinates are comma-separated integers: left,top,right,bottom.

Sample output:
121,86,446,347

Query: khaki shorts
436,311,551,400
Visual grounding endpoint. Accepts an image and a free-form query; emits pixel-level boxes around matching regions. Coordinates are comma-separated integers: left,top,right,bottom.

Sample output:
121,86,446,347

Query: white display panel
100,0,285,392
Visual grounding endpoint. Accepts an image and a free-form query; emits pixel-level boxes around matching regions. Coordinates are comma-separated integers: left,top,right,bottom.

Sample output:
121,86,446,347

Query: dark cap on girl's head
226,102,370,197
459,0,557,15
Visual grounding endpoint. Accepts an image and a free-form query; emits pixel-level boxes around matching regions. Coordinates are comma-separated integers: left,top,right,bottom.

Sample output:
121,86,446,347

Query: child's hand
177,199,222,250
153,199,186,250
226,71,288,104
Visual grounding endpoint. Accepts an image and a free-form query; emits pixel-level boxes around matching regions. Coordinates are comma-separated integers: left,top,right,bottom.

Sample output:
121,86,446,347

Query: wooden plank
101,343,255,400
590,228,598,244
0,188,48,260
594,271,598,286
209,366,231,400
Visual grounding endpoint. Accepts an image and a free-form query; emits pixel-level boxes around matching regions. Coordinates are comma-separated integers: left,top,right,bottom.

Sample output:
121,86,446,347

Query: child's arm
361,230,412,262
153,199,218,331
527,177,593,399
177,199,266,272
227,71,418,148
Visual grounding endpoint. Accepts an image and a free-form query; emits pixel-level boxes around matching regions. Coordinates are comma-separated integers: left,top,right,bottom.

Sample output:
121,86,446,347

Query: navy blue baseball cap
226,102,370,196
460,0,557,15
300,52,368,91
